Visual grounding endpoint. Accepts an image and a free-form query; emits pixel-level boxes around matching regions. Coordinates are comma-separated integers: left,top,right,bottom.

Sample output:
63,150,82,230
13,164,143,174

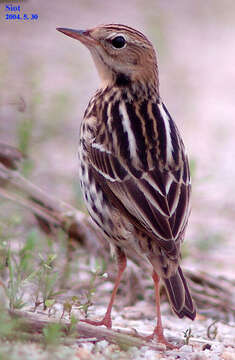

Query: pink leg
80,250,127,329
146,271,177,349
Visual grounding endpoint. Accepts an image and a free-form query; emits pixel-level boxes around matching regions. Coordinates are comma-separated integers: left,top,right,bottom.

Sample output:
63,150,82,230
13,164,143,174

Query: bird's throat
115,73,131,87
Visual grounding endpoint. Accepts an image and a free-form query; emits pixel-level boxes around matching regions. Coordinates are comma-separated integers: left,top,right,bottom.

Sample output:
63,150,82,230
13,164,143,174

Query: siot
5,5,21,11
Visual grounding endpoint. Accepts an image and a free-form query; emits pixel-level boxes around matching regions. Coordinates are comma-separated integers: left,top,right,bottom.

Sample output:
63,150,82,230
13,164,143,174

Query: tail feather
163,266,196,320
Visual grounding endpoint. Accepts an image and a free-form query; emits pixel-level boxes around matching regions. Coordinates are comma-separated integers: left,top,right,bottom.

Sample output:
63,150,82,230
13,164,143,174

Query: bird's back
79,85,191,261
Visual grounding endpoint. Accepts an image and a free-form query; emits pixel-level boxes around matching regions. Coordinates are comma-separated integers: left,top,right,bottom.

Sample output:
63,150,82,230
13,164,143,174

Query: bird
57,23,196,348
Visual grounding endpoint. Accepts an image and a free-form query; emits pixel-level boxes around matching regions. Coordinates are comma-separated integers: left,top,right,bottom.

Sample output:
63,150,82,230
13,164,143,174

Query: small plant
6,248,26,310
33,253,60,311
3,228,43,311
18,229,37,276
61,262,108,319
61,298,76,319
5,229,35,310
43,323,64,347
66,314,79,337
0,304,19,338
82,262,107,318
183,327,193,345
82,270,97,317
45,299,56,316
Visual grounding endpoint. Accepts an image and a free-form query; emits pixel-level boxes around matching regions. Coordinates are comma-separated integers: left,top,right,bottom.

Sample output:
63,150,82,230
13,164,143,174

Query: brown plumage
57,24,196,347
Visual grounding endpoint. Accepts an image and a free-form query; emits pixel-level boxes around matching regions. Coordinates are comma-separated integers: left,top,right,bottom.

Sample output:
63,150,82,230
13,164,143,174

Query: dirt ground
0,1,234,359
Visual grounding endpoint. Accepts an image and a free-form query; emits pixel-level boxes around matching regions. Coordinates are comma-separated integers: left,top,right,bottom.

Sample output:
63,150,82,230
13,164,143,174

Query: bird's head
57,24,159,93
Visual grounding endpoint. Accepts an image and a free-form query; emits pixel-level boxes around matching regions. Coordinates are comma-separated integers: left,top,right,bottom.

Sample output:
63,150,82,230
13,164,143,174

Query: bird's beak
56,27,97,47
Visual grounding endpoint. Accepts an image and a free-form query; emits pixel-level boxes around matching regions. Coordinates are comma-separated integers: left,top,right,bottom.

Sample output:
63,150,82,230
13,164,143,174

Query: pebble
211,343,224,353
210,355,221,360
180,345,193,352
202,343,212,351
83,342,94,352
222,352,235,360
191,354,207,360
96,340,109,350
144,349,160,359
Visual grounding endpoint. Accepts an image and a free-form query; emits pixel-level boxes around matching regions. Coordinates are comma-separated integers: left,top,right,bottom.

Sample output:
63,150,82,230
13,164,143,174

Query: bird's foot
80,315,112,329
145,327,178,349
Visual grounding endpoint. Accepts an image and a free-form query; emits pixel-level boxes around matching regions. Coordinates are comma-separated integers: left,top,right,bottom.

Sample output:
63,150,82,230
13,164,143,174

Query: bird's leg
80,249,127,329
146,271,176,349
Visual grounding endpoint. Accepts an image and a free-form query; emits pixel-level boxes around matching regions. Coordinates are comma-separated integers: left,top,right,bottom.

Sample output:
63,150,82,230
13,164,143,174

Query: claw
80,316,112,329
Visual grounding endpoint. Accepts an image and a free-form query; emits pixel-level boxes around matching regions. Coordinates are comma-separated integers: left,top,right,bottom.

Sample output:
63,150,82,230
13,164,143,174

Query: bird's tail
162,266,196,320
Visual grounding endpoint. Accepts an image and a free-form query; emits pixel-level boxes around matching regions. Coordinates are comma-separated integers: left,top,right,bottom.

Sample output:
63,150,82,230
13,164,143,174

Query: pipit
57,24,196,348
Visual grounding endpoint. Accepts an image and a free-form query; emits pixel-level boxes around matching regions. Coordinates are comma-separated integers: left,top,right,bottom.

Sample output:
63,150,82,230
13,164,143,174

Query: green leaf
45,299,55,308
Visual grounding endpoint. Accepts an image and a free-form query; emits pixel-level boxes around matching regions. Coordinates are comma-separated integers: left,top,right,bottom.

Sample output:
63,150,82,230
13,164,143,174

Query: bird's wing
87,100,191,257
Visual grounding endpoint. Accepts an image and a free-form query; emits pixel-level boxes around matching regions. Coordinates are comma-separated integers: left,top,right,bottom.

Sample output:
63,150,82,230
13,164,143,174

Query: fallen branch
9,309,165,350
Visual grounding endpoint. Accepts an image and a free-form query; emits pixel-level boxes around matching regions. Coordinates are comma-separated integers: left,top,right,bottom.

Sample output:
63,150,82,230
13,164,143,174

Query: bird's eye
111,36,126,49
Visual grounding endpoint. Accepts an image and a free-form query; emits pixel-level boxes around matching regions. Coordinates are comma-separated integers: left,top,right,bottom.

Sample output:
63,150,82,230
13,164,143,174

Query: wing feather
85,100,190,258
